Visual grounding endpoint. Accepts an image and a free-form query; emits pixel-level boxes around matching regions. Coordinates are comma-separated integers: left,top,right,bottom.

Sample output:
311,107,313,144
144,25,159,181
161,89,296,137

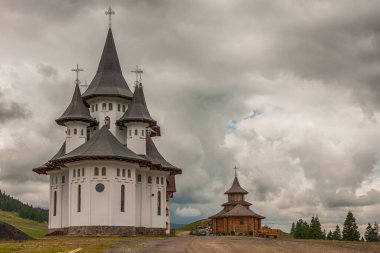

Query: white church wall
86,97,129,137
126,122,149,155
65,121,88,153
48,170,64,229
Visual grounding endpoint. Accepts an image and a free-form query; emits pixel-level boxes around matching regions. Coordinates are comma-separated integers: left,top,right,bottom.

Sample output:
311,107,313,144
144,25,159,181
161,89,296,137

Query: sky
0,0,380,234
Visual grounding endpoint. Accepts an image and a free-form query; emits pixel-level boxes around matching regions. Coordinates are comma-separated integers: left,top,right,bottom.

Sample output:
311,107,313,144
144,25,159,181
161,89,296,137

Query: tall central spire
82,10,133,101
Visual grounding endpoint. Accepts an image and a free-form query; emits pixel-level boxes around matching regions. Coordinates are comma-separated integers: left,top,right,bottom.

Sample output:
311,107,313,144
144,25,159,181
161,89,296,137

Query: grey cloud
0,93,29,122
324,189,380,208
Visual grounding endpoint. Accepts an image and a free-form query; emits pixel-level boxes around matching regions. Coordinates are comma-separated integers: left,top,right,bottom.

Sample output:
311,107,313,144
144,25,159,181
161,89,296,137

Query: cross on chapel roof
71,64,83,85
105,7,115,28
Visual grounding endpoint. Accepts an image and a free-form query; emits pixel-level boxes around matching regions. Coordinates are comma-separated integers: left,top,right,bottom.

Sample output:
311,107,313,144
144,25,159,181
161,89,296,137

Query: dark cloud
0,92,29,122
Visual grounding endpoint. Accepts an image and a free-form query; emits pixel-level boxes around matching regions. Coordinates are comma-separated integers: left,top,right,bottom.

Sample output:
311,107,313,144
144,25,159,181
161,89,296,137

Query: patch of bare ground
135,236,380,253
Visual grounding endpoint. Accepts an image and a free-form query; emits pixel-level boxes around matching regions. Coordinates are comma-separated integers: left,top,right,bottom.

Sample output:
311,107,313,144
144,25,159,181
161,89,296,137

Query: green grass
0,210,48,238
177,219,209,231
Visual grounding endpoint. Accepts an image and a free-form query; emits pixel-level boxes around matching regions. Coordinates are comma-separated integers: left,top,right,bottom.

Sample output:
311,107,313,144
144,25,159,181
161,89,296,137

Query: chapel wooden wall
212,217,262,234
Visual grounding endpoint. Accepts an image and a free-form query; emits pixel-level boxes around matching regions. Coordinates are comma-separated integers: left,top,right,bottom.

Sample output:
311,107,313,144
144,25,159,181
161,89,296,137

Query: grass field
0,210,48,238
0,236,147,253
176,219,208,231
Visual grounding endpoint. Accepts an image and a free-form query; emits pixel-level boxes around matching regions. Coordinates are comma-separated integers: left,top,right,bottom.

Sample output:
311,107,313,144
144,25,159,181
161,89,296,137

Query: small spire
105,7,115,28
234,166,238,177
71,64,83,85
131,65,144,86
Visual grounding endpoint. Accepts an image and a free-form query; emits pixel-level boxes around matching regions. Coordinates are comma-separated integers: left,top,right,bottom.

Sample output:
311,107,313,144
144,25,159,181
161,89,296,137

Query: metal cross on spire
105,7,115,28
234,166,238,177
71,64,83,85
131,65,144,85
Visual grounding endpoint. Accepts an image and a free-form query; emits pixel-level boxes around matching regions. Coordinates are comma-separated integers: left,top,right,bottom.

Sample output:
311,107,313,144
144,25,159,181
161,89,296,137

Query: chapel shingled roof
55,83,96,126
33,141,66,174
224,176,249,195
145,136,181,174
221,200,252,207
82,28,133,100
117,83,156,126
221,204,265,218
49,125,147,166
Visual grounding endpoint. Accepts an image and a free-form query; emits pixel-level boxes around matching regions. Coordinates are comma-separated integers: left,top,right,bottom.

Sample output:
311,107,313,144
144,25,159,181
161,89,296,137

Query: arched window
157,191,161,216
102,167,106,176
117,168,120,177
77,169,80,177
117,104,121,111
109,103,113,111
142,130,144,136
53,191,57,216
135,129,138,135
121,185,125,212
82,168,85,177
156,177,159,184
68,129,71,135
105,116,110,129
102,103,106,110
161,177,164,185
95,104,98,111
128,169,131,178
91,105,94,112
137,174,142,182
94,167,99,176
122,105,126,112
77,185,81,212
74,129,77,135
62,176,65,184
148,176,152,184
122,169,126,177
73,170,76,178
81,129,84,135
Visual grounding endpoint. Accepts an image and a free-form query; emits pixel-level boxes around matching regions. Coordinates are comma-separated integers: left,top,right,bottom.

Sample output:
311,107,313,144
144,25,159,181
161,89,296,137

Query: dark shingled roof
224,176,248,195
82,28,133,100
117,83,156,126
208,209,228,219
55,83,96,126
50,125,146,165
145,136,181,174
221,204,265,218
33,141,66,174
221,200,252,207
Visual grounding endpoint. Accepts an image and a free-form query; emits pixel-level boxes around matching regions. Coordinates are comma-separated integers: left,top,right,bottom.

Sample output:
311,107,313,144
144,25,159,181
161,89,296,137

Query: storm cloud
0,0,380,233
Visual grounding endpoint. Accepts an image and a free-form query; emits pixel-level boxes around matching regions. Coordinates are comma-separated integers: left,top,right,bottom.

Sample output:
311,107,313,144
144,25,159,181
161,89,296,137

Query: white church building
33,9,182,236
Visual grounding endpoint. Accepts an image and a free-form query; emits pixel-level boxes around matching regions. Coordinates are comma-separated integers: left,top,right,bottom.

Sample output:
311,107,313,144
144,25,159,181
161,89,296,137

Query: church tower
55,76,96,153
32,7,182,236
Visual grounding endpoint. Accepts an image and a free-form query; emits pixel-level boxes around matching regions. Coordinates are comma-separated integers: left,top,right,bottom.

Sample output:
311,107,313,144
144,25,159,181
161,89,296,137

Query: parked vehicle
257,228,281,238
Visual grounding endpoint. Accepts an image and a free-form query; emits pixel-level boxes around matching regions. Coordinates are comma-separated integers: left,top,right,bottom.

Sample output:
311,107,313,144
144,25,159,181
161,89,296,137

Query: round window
95,183,105,192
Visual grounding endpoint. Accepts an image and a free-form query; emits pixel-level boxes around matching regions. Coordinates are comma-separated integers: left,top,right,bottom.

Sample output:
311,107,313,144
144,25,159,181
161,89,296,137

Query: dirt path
132,235,380,253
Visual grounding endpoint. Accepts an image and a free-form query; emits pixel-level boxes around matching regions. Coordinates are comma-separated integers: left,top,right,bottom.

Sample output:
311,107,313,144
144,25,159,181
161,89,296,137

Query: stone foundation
48,226,166,236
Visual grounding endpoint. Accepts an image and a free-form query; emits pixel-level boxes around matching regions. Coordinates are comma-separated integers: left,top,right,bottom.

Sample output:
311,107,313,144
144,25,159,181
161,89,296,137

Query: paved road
133,235,380,253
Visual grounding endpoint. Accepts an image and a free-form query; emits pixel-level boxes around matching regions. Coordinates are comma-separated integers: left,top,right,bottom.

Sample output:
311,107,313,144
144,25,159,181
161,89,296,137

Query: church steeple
82,28,133,100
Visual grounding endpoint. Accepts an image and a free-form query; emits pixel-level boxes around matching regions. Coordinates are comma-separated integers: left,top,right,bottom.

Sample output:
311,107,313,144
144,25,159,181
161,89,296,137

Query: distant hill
0,190,48,222
177,219,209,231
0,210,48,238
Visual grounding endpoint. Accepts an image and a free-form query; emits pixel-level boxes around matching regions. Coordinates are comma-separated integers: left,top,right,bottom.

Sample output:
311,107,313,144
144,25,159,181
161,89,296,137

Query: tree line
290,211,379,242
0,190,48,223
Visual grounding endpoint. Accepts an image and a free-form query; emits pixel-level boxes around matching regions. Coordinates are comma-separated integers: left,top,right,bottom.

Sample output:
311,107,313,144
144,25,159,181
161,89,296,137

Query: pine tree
327,230,333,240
365,222,379,242
342,211,360,241
290,222,295,235
294,219,310,239
332,225,342,240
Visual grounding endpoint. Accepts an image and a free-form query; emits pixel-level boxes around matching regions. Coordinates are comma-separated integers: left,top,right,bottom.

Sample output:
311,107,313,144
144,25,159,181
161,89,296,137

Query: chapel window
62,176,65,184
157,191,161,216
142,130,144,136
128,169,131,178
53,191,57,216
81,129,84,136
118,104,121,111
102,167,106,176
117,168,120,177
105,116,110,129
82,168,85,177
135,129,138,135
73,170,76,178
91,105,94,112
77,168,80,177
137,174,142,182
74,129,77,135
156,177,159,184
161,177,164,185
109,103,113,111
148,176,152,184
122,105,126,112
102,103,107,110
94,167,99,176
122,169,126,177
121,185,125,212
95,104,98,111
77,185,81,212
